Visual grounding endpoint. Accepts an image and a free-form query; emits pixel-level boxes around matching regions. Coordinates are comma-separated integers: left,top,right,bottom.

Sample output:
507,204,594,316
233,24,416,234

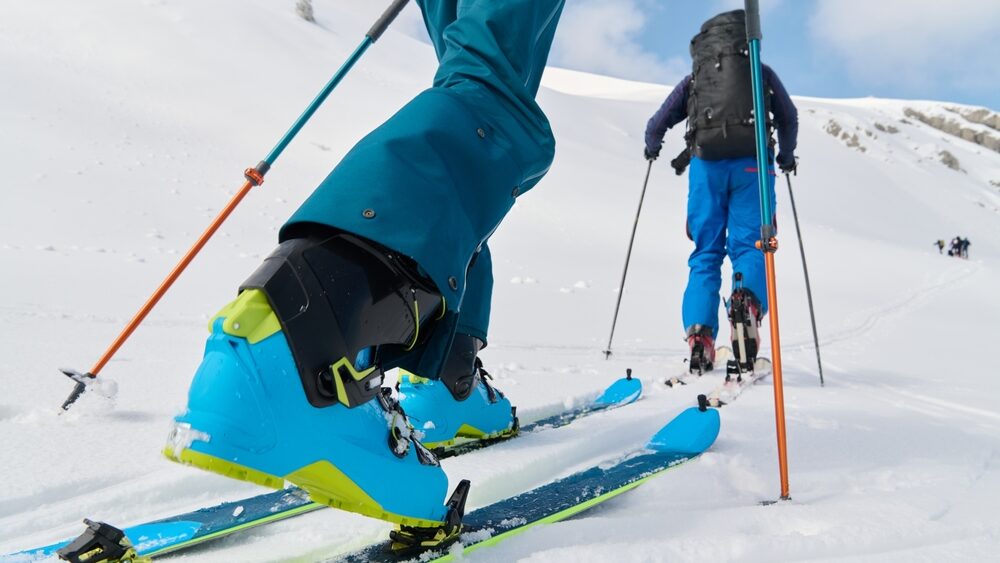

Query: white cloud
549,0,686,84
810,0,1000,97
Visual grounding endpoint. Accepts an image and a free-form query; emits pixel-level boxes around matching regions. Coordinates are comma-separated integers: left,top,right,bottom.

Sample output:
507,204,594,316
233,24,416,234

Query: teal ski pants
281,0,564,375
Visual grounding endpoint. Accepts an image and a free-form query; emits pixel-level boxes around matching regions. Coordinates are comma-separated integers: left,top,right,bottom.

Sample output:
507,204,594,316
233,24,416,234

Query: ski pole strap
744,0,762,40
367,0,411,42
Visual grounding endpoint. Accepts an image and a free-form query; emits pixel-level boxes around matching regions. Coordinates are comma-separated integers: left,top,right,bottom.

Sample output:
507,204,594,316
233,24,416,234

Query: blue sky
547,0,1000,110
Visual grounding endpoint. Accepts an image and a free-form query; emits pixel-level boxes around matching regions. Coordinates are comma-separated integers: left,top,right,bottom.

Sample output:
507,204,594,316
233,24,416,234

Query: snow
2,0,1000,561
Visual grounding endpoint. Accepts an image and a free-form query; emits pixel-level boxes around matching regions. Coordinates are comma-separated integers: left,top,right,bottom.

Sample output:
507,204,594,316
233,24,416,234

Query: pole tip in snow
59,368,96,411
602,349,612,360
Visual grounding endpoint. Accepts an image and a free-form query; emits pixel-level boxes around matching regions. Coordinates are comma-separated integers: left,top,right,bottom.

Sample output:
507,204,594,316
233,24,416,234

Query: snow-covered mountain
2,1,999,561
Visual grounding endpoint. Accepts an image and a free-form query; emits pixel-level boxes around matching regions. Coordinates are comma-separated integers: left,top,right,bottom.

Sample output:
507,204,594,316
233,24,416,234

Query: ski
704,357,773,407
438,368,642,458
6,374,642,562
338,404,720,562
665,346,732,387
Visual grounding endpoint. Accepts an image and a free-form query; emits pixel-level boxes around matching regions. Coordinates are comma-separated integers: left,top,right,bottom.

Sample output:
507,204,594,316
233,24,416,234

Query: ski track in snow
805,260,982,351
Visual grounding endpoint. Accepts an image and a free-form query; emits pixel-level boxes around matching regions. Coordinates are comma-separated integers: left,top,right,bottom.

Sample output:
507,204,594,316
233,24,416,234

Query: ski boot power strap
239,231,443,409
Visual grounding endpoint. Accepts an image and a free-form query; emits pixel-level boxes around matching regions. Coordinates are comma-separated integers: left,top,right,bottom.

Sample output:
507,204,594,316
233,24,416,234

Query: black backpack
686,10,772,161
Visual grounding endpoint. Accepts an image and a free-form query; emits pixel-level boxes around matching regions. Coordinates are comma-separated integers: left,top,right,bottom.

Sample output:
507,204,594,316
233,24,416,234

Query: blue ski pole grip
367,0,411,43
744,0,762,40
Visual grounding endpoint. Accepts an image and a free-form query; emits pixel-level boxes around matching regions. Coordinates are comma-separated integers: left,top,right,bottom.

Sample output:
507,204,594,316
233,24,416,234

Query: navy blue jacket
645,64,798,163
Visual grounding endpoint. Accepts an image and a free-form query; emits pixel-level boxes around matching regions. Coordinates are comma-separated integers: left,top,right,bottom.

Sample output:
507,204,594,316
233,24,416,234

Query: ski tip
646,406,720,456
593,376,642,407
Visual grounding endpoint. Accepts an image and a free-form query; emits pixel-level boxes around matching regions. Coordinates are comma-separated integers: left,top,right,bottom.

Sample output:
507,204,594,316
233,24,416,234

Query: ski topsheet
440,370,642,457
339,404,721,562
6,374,642,562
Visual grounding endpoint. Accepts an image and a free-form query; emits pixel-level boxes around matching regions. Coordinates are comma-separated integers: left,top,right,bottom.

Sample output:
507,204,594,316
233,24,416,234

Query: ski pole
784,173,824,386
59,0,413,411
745,0,791,501
603,160,653,359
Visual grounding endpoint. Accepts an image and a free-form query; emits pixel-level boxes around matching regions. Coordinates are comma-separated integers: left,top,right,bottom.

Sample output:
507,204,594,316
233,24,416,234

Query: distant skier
934,239,945,254
961,237,971,259
950,236,962,257
166,0,564,552
644,9,798,374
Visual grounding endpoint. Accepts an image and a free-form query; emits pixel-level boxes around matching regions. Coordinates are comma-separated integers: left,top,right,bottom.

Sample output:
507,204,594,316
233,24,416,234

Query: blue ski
338,403,721,562
6,374,642,562
439,368,642,458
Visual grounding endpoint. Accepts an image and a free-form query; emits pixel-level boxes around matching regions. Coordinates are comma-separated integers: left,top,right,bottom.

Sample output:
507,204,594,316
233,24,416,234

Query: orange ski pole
764,246,790,499
59,0,413,410
746,0,791,500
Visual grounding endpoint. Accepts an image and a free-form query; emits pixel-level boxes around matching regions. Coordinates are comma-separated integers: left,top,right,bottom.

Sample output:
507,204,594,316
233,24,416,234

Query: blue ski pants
683,156,776,338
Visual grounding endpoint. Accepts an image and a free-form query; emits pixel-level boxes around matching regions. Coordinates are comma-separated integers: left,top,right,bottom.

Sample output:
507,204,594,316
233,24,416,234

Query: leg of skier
726,156,776,370
682,157,729,373
166,0,564,538
399,244,519,449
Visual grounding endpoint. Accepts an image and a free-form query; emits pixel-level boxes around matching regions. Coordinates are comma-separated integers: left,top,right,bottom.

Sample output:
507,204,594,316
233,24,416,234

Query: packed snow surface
2,1,999,561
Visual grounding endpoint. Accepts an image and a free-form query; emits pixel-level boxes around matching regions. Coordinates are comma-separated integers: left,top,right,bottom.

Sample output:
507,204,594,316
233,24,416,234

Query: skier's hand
670,149,691,176
644,146,660,162
777,153,797,175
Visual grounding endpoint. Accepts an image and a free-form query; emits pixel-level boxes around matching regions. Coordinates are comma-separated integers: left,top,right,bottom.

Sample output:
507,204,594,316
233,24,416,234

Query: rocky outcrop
946,107,1000,133
903,107,1000,153
824,119,866,152
824,119,842,137
874,122,899,134
938,150,961,171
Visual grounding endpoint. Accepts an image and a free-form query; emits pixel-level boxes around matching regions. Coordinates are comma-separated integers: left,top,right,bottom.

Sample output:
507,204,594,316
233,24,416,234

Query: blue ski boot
164,232,468,533
397,334,518,451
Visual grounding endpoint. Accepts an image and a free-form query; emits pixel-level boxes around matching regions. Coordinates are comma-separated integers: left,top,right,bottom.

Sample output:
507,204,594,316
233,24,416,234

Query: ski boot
726,273,762,383
686,324,716,375
397,334,518,452
164,231,468,536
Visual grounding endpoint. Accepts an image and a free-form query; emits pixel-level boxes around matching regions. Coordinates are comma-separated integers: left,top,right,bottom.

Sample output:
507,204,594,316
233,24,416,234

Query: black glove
777,153,797,174
670,147,691,175
644,146,660,161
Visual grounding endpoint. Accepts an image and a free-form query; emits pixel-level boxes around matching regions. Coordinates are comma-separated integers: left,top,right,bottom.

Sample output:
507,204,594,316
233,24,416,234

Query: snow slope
2,1,999,561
